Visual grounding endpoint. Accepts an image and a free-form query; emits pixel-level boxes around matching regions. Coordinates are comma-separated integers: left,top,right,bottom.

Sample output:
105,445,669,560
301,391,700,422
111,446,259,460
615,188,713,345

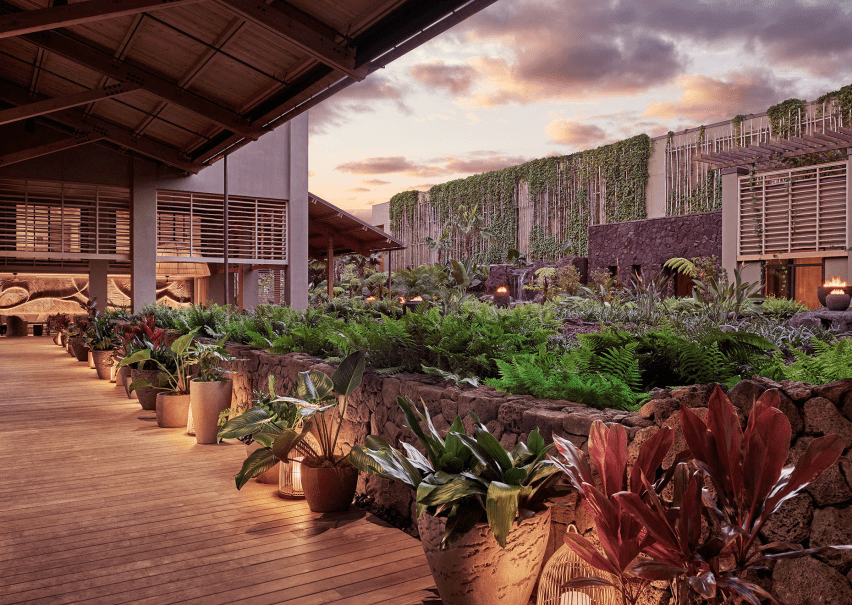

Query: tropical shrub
553,387,849,605
350,396,563,548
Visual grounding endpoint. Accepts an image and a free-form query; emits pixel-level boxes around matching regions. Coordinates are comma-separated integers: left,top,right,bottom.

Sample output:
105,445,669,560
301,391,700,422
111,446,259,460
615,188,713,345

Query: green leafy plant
271,350,366,467
119,328,199,395
218,375,304,488
191,339,238,382
350,396,563,548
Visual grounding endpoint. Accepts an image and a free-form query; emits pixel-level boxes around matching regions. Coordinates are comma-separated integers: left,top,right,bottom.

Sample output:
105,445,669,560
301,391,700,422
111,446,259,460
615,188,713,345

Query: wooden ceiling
0,0,495,173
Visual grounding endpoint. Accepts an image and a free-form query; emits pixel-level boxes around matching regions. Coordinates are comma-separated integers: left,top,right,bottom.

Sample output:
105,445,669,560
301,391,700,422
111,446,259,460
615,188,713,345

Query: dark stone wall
588,211,722,276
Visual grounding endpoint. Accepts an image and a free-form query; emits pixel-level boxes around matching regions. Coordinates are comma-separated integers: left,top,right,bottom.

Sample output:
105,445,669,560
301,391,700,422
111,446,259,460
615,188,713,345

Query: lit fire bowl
493,286,510,309
818,285,852,307
826,292,852,312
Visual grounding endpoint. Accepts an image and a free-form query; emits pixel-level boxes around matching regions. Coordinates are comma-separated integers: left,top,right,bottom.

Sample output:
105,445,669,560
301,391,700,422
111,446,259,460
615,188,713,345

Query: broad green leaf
331,349,366,396
486,481,521,548
218,407,273,441
473,420,511,472
170,328,199,356
396,396,442,464
527,428,545,456
350,445,422,489
118,349,150,368
417,475,485,507
128,378,153,393
400,442,434,474
272,427,309,462
441,502,483,549
235,447,276,490
443,416,466,458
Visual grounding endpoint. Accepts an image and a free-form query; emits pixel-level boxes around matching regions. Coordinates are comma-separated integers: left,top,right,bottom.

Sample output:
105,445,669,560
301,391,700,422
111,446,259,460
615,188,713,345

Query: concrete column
88,259,109,311
131,158,157,311
240,266,259,310
847,148,852,282
285,112,309,309
720,166,748,281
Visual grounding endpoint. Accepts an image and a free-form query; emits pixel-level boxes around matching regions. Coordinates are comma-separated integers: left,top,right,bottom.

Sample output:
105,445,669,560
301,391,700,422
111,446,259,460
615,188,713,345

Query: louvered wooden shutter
738,162,847,258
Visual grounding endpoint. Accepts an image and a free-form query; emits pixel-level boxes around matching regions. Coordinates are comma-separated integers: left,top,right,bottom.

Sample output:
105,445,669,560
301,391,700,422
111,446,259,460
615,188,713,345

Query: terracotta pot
91,350,114,380
246,441,279,484
88,350,95,368
156,392,191,428
131,368,162,411
417,507,551,605
300,462,358,512
826,293,851,312
189,378,233,444
72,339,89,362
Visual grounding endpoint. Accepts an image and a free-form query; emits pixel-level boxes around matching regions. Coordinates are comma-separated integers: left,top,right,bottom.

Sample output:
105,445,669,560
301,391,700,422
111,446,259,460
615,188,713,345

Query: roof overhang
308,192,403,258
0,0,496,173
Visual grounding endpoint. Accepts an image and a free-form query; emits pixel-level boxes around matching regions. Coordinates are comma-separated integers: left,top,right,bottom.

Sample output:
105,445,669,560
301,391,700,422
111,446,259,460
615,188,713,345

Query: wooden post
386,251,392,296
223,153,229,307
327,235,334,300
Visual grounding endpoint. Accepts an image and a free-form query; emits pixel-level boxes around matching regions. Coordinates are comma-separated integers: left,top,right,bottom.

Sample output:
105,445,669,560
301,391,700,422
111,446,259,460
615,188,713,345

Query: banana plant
270,349,366,468
218,375,303,489
350,396,564,549
119,328,199,395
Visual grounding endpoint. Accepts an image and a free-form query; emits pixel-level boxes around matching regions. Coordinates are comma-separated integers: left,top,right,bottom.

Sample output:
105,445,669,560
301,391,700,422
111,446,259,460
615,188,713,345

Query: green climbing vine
766,98,805,138
388,190,420,232
387,134,652,262
816,83,852,120
732,115,748,145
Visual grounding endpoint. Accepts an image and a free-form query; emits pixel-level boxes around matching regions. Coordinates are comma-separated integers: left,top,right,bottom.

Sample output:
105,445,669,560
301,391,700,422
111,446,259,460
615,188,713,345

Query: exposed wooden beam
0,82,140,126
219,0,365,80
22,29,266,140
0,78,199,173
0,0,206,39
0,133,103,167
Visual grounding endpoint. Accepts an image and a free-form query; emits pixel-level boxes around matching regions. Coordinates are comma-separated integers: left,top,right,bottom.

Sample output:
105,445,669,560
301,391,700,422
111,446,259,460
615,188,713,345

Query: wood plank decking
0,338,441,605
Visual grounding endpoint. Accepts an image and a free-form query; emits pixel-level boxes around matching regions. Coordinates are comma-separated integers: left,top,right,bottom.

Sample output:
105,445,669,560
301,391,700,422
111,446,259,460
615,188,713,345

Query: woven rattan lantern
278,456,304,498
537,526,619,605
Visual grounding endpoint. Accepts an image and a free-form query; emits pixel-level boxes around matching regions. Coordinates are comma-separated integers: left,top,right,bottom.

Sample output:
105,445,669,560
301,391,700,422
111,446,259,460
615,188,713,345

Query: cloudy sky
308,0,852,222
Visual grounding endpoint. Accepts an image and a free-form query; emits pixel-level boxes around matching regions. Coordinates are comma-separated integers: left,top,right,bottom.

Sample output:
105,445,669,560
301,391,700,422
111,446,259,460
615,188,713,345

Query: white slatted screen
0,178,130,259
156,190,287,264
738,162,847,259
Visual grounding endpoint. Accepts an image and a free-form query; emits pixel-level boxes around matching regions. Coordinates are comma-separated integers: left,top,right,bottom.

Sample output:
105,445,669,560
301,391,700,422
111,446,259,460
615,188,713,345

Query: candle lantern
494,286,511,308
278,455,305,498
537,526,619,605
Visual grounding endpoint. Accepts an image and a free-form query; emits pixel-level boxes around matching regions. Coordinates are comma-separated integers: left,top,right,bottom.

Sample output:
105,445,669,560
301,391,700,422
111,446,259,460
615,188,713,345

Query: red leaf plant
554,387,850,605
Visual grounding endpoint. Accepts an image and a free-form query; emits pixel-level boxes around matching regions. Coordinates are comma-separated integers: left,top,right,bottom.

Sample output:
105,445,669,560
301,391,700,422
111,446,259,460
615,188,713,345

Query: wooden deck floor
0,337,441,605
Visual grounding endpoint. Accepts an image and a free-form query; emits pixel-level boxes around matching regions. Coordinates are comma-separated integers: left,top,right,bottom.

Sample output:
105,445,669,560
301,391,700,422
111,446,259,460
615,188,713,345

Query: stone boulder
804,397,852,448
773,556,852,605
789,308,852,333
759,493,813,544
811,507,852,573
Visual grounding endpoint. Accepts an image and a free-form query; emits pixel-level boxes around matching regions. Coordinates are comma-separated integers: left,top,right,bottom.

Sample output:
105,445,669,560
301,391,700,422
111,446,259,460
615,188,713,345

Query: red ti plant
556,387,849,605
552,422,677,605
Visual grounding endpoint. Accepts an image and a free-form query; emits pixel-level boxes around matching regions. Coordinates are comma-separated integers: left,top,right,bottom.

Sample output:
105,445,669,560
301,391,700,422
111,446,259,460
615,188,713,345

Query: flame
365,296,376,303
824,277,847,287
496,286,508,294
410,296,423,302
398,296,406,304
830,289,846,295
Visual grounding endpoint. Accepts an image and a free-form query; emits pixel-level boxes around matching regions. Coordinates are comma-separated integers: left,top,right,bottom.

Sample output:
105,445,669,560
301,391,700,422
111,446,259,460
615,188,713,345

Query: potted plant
350,396,563,605
118,318,175,411
84,314,118,380
218,375,302,486
189,340,237,444
270,350,366,512
120,329,199,428
68,318,90,361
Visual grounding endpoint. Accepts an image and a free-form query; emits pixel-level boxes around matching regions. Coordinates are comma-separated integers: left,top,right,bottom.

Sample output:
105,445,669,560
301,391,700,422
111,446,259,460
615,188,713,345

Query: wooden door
794,260,823,310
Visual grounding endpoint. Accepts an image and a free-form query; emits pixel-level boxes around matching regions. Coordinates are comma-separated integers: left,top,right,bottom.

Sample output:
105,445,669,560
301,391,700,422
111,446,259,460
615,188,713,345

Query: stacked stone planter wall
190,336,852,604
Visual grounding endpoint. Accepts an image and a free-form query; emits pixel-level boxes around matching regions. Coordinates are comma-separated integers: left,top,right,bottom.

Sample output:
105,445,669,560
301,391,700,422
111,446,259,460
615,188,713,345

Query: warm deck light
496,286,508,294
279,456,304,498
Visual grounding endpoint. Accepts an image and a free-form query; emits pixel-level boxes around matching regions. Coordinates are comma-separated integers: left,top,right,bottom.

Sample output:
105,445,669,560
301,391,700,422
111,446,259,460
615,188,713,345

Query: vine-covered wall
388,135,652,267
665,81,852,217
